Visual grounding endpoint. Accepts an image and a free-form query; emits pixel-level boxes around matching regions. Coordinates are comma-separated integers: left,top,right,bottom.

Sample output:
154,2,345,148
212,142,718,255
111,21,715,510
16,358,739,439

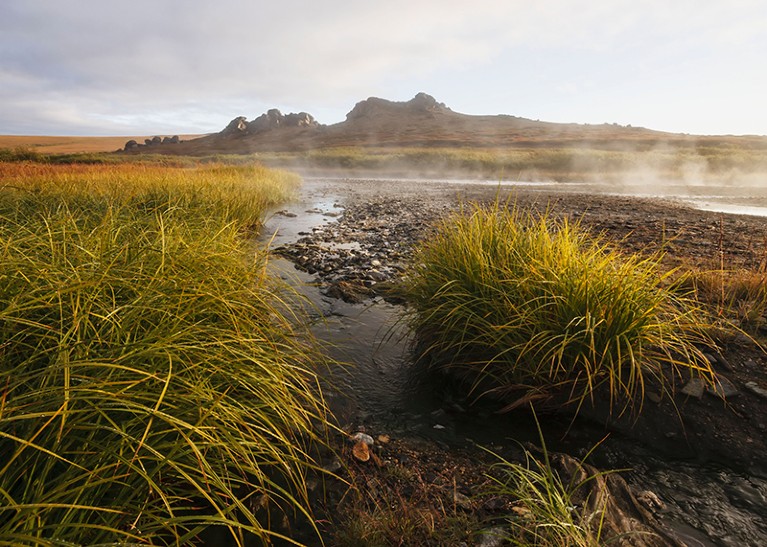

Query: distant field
3,132,767,184
0,134,204,154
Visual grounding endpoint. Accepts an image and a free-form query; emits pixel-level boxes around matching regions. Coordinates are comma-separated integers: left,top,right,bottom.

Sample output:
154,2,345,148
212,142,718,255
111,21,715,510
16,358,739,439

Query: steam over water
372,177,767,217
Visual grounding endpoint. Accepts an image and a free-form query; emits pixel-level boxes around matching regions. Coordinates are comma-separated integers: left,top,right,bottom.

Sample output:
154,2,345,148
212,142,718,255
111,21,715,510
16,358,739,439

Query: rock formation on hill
221,109,319,137
124,135,180,151
124,92,764,156
345,92,450,120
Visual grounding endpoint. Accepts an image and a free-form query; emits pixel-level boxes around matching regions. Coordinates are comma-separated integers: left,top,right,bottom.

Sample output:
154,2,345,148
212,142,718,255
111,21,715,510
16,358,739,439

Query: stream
262,177,767,547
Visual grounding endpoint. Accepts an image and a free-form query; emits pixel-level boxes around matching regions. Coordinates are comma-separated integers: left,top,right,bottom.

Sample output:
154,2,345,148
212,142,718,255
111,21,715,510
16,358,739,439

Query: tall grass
482,422,611,547
401,201,716,416
0,163,332,545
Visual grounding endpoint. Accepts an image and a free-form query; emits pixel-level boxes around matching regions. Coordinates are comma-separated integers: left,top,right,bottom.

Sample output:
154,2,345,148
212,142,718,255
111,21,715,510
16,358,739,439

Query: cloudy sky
2,1,766,136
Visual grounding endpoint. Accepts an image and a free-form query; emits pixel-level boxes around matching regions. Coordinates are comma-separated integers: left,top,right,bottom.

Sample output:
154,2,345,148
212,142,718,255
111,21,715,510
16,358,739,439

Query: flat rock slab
681,378,706,398
744,381,767,400
706,375,739,399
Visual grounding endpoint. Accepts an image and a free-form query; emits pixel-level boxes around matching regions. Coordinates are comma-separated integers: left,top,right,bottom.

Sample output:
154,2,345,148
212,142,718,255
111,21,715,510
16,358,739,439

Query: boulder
346,92,449,121
221,116,248,135
248,109,284,132
124,139,139,151
284,111,318,127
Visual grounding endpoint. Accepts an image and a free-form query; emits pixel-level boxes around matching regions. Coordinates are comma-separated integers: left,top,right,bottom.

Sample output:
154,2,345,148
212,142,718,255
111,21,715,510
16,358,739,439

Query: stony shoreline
275,179,767,304
271,178,767,546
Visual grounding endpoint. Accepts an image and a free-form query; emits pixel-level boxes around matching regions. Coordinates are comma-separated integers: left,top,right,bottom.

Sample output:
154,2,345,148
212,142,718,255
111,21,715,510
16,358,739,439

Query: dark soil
272,178,767,546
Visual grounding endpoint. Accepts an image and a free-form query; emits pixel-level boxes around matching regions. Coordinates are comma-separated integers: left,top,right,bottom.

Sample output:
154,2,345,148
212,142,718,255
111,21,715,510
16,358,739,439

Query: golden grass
0,161,332,545
400,201,717,416
0,134,204,154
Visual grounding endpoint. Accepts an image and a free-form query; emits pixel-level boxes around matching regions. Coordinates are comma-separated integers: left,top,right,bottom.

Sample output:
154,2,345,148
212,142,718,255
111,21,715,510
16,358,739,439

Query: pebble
350,432,375,446
274,195,455,302
744,381,767,400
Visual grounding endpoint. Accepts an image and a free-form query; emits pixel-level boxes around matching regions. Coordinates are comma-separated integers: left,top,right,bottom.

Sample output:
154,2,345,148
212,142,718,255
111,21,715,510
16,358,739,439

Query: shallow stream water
262,177,767,546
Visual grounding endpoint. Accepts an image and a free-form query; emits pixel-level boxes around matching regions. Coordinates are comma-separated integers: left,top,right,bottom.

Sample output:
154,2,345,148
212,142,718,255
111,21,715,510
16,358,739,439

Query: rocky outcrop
219,109,320,137
345,92,450,121
221,116,248,135
124,136,181,151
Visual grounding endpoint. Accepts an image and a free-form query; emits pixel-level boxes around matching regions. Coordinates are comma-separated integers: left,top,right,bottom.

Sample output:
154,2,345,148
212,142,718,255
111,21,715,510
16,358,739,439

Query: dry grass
0,135,203,154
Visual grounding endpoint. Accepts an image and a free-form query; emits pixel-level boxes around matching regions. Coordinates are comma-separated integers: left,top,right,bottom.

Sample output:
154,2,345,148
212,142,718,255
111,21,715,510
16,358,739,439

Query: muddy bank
268,177,767,546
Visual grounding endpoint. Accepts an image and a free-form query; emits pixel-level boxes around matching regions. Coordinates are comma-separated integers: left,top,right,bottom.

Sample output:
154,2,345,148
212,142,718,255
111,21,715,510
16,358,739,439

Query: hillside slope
123,93,767,156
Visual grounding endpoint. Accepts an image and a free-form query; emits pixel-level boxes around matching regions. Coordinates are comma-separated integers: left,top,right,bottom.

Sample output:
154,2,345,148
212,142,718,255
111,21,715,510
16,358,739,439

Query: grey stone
475,526,507,547
350,432,374,446
706,374,739,399
681,378,706,398
744,381,767,400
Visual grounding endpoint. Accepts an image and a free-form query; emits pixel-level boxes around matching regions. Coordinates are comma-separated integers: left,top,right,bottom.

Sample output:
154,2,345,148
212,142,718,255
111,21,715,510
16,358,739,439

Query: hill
122,92,767,156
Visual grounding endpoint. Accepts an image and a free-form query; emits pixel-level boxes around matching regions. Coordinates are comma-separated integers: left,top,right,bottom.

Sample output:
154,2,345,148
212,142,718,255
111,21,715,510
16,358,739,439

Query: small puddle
262,177,767,546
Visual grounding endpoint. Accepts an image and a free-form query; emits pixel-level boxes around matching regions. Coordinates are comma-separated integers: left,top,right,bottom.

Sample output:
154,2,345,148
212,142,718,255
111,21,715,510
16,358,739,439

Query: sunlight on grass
401,201,716,416
0,162,332,545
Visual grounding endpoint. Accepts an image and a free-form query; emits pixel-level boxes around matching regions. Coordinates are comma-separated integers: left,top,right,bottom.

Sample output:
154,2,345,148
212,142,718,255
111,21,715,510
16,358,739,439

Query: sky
2,0,766,137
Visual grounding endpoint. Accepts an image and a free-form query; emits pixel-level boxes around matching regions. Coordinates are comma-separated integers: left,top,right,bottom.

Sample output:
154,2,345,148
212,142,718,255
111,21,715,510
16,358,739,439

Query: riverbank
270,177,767,546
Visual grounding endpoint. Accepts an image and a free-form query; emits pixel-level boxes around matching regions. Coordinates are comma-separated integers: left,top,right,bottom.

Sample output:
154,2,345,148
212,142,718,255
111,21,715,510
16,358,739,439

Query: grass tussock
483,439,610,547
0,163,331,545
401,201,716,416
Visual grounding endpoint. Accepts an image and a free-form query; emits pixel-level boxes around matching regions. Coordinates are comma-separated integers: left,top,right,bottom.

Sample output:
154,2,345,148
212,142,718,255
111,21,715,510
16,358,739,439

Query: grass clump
0,163,331,545
483,437,610,546
401,201,715,416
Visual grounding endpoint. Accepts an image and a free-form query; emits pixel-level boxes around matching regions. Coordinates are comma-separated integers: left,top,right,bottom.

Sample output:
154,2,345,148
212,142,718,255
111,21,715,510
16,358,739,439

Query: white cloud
1,0,766,134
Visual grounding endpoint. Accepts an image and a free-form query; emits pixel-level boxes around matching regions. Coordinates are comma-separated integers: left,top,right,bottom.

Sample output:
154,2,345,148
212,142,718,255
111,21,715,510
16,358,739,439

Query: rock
744,381,767,400
221,116,248,135
346,92,450,121
284,111,318,127
123,139,138,151
707,351,732,370
350,432,374,446
322,457,343,474
474,526,507,547
452,490,473,510
248,109,283,132
681,378,706,398
150,136,162,145
706,374,739,399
